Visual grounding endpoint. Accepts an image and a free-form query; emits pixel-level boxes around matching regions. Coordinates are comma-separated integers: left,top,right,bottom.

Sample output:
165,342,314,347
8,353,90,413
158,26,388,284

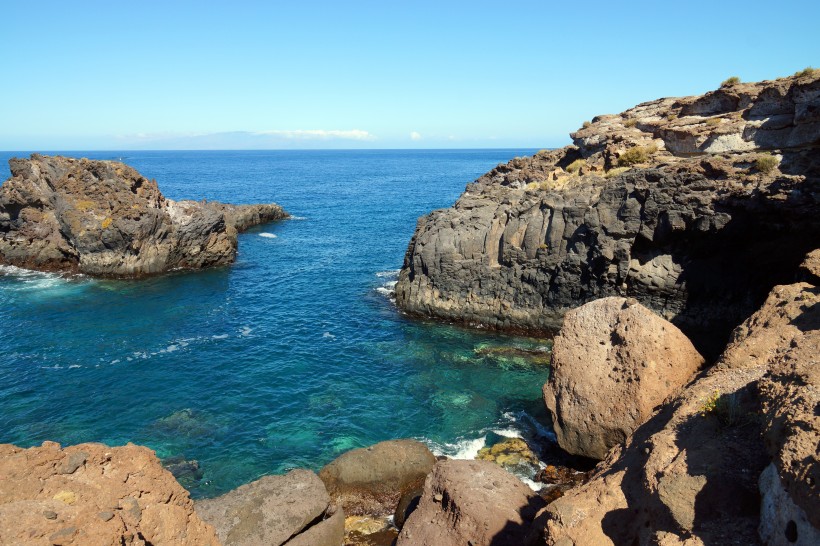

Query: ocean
0,149,552,498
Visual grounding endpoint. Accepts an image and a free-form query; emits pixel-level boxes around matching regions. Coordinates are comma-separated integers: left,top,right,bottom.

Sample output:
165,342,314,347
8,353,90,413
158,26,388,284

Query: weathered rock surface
0,154,288,277
537,263,819,545
318,439,436,517
397,459,546,546
0,441,218,546
195,469,343,546
543,297,705,459
396,73,820,355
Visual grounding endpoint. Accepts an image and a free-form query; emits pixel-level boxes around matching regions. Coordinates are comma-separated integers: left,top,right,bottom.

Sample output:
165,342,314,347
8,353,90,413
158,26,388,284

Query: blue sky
1,0,818,150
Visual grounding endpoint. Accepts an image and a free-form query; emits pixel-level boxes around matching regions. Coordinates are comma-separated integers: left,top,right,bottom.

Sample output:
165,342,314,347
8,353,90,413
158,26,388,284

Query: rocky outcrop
397,459,546,546
0,154,288,277
195,469,343,546
318,439,436,517
543,297,705,459
395,73,820,355
537,260,819,545
0,441,218,546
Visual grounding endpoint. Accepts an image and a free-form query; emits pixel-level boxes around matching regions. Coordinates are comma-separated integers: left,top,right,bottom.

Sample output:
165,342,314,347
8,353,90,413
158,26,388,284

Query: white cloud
253,129,376,141
410,131,422,141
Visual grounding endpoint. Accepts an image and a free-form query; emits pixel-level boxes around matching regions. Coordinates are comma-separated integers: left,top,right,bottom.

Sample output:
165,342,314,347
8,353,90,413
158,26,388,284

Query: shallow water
0,149,552,497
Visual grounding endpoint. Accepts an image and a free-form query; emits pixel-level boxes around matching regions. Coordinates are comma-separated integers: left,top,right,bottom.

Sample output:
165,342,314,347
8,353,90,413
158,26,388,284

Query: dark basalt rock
395,73,820,356
0,154,288,278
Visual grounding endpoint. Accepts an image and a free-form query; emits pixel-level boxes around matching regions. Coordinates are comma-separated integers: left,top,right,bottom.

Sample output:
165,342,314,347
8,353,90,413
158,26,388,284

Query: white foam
68,364,81,369
259,233,278,239
375,269,400,278
491,428,523,439
212,334,230,340
322,332,336,340
239,326,253,337
426,436,487,460
289,216,307,220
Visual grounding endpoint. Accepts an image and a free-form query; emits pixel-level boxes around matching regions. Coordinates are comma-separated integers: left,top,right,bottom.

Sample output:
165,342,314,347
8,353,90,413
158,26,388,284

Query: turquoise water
0,150,552,498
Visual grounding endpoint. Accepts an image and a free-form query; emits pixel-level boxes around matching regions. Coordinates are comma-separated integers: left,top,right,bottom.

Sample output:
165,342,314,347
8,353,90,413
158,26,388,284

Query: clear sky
1,0,818,150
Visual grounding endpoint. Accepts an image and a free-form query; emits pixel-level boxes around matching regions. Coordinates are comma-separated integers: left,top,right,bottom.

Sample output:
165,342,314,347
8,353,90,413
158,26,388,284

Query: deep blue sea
0,149,553,498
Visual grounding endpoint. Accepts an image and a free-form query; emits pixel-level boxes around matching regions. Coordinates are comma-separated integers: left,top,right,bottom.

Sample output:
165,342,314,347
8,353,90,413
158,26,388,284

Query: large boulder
0,154,288,277
395,72,820,356
537,270,820,545
543,297,705,460
396,459,545,546
318,439,436,516
0,441,218,546
195,469,343,546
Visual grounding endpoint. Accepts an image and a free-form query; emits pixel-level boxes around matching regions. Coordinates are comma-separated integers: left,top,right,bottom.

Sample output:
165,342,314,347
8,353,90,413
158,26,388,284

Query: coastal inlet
0,149,553,498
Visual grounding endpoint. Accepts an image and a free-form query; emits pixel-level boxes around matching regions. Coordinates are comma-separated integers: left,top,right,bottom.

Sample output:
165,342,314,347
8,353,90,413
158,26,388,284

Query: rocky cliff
0,154,288,277
395,72,820,354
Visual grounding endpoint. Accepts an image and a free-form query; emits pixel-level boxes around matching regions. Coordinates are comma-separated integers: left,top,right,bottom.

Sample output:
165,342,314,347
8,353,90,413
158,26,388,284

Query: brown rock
543,297,705,459
195,469,341,546
396,459,545,546
318,439,435,516
0,154,288,277
539,275,820,545
0,441,218,546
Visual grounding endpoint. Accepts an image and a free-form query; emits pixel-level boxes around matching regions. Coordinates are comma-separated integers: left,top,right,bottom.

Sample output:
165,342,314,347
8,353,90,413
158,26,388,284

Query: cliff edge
395,72,820,354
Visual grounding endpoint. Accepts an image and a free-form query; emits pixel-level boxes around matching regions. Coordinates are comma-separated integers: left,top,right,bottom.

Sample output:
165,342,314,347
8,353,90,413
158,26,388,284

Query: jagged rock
0,441,218,546
537,269,819,545
758,329,820,545
318,439,436,517
395,73,820,356
195,469,343,546
0,154,288,277
396,459,545,546
543,297,705,460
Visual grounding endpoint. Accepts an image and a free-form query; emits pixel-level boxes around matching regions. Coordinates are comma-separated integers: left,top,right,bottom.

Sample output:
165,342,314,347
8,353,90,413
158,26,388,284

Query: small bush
582,121,591,129
624,118,637,128
617,144,658,167
566,159,585,174
705,117,722,127
605,167,630,179
667,113,678,121
721,76,741,87
754,154,779,174
700,390,744,427
794,66,818,78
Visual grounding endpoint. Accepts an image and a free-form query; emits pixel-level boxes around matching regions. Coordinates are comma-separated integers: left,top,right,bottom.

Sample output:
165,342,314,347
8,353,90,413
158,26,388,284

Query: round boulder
318,439,436,516
543,297,705,460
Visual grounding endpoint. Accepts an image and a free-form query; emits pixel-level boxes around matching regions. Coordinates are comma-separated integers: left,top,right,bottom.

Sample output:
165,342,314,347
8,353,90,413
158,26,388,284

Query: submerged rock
395,73,820,356
318,439,436,517
543,297,705,459
195,469,343,546
0,441,218,545
476,437,541,476
0,154,288,277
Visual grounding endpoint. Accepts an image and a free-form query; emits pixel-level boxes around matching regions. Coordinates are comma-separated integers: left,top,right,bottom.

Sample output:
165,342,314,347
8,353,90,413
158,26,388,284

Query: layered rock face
0,441,218,546
537,251,820,545
0,154,288,277
543,297,705,460
395,73,820,354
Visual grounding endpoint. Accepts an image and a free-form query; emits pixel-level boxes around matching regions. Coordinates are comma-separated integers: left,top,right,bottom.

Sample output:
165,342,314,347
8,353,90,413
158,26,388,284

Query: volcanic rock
0,154,288,277
395,73,820,356
543,297,705,459
0,441,218,546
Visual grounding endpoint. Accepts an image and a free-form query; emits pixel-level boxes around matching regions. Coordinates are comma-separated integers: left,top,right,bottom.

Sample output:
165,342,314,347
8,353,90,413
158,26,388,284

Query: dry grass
566,159,585,174
721,76,741,87
754,154,779,174
617,144,658,167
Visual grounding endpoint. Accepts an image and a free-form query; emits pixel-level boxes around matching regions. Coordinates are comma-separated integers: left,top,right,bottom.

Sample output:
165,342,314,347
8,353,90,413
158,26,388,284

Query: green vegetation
721,76,741,87
794,66,818,78
605,167,630,179
624,118,637,128
616,144,658,167
566,159,585,174
667,113,678,121
754,154,779,174
705,117,722,127
700,389,744,427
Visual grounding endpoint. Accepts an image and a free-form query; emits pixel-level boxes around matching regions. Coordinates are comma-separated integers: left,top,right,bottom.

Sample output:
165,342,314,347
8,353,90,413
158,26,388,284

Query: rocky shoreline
1,73,818,545
0,154,288,277
395,71,820,356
